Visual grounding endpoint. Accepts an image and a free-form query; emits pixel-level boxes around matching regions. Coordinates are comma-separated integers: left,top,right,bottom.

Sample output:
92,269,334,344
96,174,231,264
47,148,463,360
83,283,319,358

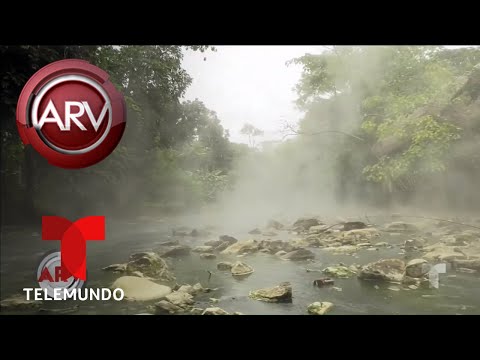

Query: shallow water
1,217,479,315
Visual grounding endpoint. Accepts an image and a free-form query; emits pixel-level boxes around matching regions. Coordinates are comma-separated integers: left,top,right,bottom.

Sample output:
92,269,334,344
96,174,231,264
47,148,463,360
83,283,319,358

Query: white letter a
36,99,66,131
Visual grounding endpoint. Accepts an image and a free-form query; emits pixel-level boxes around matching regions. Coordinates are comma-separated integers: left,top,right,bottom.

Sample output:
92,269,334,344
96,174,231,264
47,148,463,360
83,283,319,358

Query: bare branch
280,121,365,142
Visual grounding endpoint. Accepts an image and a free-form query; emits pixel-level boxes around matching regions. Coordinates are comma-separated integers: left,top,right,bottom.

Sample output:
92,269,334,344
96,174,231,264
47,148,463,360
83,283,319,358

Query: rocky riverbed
1,214,480,315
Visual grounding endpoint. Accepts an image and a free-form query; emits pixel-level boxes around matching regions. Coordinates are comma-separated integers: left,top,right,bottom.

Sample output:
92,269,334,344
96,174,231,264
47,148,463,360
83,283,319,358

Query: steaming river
1,216,479,315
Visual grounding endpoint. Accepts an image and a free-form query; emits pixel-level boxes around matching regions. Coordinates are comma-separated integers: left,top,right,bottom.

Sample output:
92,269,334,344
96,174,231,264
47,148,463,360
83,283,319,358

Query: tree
241,123,264,148
288,46,480,208
0,45,231,222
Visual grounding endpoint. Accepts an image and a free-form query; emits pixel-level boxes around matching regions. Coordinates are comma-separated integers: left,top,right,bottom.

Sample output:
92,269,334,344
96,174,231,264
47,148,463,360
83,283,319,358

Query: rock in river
342,221,367,231
231,261,254,276
217,262,234,271
293,217,321,231
259,240,294,254
202,307,230,315
422,244,467,262
192,245,214,253
214,235,239,252
126,252,175,282
275,250,288,257
249,282,292,303
190,307,204,315
281,248,315,261
204,239,224,247
177,284,195,294
165,291,194,307
340,228,380,242
307,302,334,315
322,265,357,278
452,259,480,271
323,245,358,254
358,259,405,283
112,276,172,301
155,300,184,314
0,295,42,311
157,245,191,258
190,229,210,237
200,253,217,260
308,225,329,234
102,263,127,273
405,259,431,278
221,239,260,255
219,235,238,245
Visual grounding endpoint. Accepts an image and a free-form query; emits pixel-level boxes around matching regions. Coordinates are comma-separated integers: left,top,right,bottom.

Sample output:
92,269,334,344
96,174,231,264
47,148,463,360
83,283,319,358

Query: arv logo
35,100,108,132
16,59,126,168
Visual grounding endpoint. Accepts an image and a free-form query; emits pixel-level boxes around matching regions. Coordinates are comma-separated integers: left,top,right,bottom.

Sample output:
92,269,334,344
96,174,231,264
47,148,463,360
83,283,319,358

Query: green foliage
1,45,236,221
191,169,231,203
290,46,480,201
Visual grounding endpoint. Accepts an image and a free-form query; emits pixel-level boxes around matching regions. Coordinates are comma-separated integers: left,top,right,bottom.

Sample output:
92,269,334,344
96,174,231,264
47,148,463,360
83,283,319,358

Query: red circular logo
16,59,126,168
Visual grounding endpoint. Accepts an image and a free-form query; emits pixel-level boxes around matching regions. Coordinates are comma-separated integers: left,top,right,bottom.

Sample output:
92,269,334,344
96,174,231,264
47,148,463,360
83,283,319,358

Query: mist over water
2,45,480,315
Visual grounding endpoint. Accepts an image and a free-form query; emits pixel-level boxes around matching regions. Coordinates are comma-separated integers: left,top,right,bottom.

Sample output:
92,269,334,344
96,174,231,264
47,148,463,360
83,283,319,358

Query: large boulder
293,217,321,231
358,259,406,283
307,302,334,315
126,252,175,282
112,276,172,301
231,261,254,276
281,248,315,261
249,282,292,303
322,265,357,278
221,239,260,255
405,259,431,278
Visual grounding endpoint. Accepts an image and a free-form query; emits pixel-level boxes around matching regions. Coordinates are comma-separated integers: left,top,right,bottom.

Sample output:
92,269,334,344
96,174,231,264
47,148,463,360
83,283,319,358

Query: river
1,214,479,315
